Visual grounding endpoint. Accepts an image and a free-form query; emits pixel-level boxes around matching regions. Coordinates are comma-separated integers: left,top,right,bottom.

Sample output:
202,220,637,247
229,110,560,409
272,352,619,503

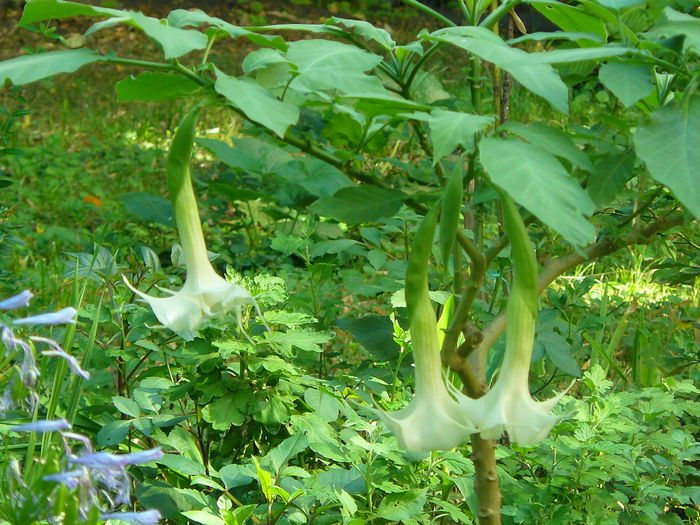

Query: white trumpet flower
474,287,571,447
376,294,481,452
124,108,264,339
473,195,572,447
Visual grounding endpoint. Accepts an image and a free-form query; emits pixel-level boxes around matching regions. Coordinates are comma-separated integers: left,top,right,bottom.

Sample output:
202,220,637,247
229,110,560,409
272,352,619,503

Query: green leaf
277,158,353,198
115,72,199,102
408,109,495,162
201,393,246,430
264,328,333,354
84,11,207,59
430,27,569,113
118,192,173,226
157,454,206,476
19,0,122,25
214,68,299,137
634,96,700,219
376,488,427,521
309,185,407,224
440,164,463,269
599,62,653,107
304,389,342,422
112,396,140,418
501,121,592,170
0,49,103,86
523,46,632,65
646,7,700,53
536,329,582,377
268,433,309,473
181,510,224,525
508,31,603,44
597,0,644,10
166,9,287,50
285,39,385,94
96,420,132,446
587,150,635,205
219,465,254,490
533,2,608,39
480,137,595,247
327,17,395,50
196,137,292,173
335,315,400,361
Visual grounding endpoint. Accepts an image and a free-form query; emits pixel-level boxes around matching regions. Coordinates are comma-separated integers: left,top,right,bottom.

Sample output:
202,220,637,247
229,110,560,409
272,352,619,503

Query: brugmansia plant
0,0,697,522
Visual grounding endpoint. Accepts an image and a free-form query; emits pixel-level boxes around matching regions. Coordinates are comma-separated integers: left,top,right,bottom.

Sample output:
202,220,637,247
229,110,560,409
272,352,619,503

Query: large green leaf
86,12,207,59
21,1,208,59
587,149,635,205
277,158,352,198
533,2,608,39
634,97,700,219
115,72,199,102
599,62,653,107
166,9,287,50
19,0,122,24
334,315,400,360
285,39,385,94
646,7,700,53
501,121,592,170
408,109,495,161
522,46,632,65
430,28,569,113
214,68,299,137
480,137,596,247
0,49,103,85
309,185,407,224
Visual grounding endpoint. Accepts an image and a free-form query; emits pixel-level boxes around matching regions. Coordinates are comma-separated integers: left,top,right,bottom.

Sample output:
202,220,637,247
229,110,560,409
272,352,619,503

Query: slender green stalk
401,0,456,27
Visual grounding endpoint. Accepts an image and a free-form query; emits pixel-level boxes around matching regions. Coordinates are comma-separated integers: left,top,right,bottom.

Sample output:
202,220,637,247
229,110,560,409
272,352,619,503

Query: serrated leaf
201,393,246,430
309,185,407,224
115,72,199,102
480,137,595,247
599,62,653,107
376,488,427,521
264,329,333,354
214,68,299,137
0,49,103,86
634,96,700,219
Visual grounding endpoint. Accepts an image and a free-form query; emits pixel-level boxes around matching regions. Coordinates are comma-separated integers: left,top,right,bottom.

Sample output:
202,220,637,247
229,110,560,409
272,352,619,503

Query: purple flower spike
100,510,162,525
43,470,84,489
70,447,163,469
31,336,90,380
12,418,71,433
14,307,77,326
0,290,33,310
